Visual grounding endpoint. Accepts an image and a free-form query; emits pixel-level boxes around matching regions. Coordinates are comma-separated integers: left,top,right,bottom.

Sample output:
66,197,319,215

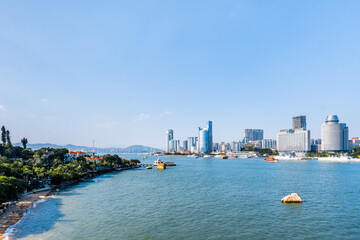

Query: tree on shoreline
6,130,12,147
21,138,28,149
0,136,141,203
1,126,6,145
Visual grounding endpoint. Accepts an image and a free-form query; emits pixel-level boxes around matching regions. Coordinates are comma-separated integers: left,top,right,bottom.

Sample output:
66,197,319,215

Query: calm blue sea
6,155,360,239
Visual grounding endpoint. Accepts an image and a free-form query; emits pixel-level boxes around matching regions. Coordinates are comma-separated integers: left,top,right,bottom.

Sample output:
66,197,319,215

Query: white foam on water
3,197,51,240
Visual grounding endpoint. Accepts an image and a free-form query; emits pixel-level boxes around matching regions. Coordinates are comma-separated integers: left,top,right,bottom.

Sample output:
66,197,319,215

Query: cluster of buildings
166,121,213,154
165,114,359,155
241,129,277,149
277,114,358,155
165,122,275,154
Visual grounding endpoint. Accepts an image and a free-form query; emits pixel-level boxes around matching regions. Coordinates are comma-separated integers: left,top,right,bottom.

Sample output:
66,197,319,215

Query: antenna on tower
92,140,95,157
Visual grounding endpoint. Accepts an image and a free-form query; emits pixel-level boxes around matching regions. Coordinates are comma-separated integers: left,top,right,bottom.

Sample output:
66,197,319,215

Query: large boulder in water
281,193,302,203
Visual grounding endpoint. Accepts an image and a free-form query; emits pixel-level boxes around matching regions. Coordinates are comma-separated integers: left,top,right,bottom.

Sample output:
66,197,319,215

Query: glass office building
165,129,173,152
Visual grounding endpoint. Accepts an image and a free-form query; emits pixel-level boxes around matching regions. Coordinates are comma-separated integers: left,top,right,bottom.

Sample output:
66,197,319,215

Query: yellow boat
157,163,166,170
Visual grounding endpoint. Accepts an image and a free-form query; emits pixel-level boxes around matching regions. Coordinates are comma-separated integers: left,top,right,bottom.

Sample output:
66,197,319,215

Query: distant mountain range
13,143,162,153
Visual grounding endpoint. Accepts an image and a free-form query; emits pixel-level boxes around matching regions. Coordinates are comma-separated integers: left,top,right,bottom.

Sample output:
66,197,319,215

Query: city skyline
1,1,360,148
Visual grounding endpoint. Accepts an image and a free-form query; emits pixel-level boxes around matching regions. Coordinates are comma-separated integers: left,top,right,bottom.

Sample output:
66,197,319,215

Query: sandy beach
0,189,54,240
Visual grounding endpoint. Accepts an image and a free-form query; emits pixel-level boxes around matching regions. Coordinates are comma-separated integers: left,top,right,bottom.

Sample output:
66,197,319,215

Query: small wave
3,198,51,240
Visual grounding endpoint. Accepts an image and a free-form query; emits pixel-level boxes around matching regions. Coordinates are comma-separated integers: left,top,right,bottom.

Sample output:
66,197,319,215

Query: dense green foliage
306,152,340,157
242,147,279,155
349,147,360,158
0,127,141,203
0,176,29,203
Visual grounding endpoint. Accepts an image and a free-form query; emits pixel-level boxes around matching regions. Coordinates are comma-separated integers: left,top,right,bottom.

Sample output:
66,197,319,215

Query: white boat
203,155,212,158
153,159,164,166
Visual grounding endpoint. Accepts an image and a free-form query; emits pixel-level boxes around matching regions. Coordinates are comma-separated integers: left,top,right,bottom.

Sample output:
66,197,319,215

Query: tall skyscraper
165,129,173,152
321,115,349,152
197,121,213,154
168,139,175,152
244,129,264,142
293,115,307,130
213,142,219,151
187,137,194,151
198,128,209,154
207,121,213,153
183,140,188,151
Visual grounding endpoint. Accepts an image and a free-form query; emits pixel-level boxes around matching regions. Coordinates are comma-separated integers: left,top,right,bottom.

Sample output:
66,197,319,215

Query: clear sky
1,0,360,149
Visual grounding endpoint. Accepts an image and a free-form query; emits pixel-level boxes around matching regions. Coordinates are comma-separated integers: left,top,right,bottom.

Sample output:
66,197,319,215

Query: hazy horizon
1,1,360,149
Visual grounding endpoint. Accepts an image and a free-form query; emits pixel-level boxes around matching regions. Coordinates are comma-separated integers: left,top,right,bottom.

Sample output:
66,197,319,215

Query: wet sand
0,189,54,240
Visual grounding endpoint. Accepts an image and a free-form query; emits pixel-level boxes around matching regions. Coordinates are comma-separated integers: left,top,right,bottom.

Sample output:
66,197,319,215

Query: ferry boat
264,156,278,162
153,159,164,166
157,163,166,170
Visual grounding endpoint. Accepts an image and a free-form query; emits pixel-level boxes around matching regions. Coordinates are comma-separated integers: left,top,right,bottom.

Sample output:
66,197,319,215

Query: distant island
13,143,162,153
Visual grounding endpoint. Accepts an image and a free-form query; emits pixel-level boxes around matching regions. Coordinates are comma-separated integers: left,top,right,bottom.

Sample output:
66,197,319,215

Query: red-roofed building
65,151,86,161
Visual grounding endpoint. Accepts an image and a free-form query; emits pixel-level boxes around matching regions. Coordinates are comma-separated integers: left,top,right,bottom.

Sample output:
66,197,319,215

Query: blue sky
1,0,360,149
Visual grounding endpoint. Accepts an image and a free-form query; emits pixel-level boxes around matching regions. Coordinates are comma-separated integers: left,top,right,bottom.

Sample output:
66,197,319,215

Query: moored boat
153,159,163,166
145,166,152,169
157,163,166,170
264,156,278,162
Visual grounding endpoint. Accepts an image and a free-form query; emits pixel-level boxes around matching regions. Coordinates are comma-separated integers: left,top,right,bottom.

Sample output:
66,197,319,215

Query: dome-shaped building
321,115,349,152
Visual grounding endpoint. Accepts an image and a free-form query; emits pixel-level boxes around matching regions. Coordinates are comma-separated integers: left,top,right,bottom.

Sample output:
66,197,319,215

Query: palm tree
21,138,28,149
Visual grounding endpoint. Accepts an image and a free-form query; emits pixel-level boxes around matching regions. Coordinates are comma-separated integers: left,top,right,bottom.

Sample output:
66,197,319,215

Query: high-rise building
175,140,180,152
293,115,307,130
261,139,277,149
207,121,213,152
169,139,175,152
244,129,264,142
231,141,242,152
187,137,194,150
183,140,188,151
165,129,173,152
321,115,349,152
169,139,180,152
213,142,219,151
277,129,311,152
197,121,213,154
198,128,210,154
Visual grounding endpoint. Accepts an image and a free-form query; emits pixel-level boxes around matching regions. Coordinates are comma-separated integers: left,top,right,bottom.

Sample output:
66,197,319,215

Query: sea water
7,155,360,239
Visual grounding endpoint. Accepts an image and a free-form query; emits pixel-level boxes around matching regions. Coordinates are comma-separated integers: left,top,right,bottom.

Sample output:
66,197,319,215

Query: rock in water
281,193,302,203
